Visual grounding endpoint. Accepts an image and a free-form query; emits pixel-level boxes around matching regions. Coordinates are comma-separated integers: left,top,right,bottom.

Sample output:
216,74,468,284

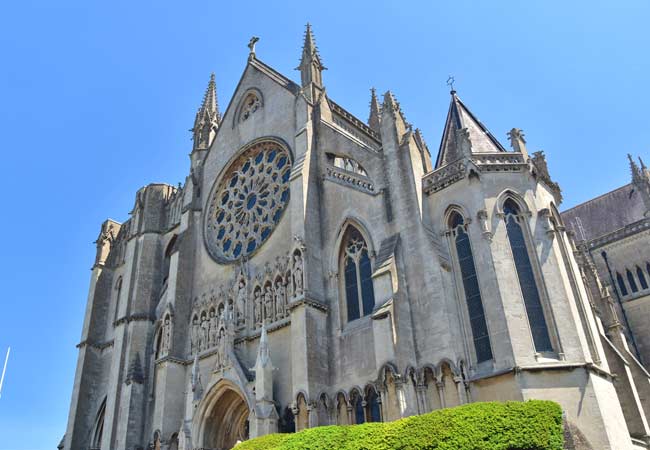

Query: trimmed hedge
237,400,563,450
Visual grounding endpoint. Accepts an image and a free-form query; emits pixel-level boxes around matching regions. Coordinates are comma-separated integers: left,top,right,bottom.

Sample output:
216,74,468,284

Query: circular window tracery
204,140,292,263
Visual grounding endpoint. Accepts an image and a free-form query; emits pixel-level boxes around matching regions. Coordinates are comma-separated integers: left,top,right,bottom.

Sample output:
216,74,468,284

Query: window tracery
328,154,368,176
447,211,492,363
340,227,375,322
239,92,261,122
503,199,553,353
204,140,292,263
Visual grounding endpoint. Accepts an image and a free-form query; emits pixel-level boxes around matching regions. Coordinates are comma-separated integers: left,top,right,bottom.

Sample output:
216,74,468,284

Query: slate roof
435,92,507,168
561,183,646,242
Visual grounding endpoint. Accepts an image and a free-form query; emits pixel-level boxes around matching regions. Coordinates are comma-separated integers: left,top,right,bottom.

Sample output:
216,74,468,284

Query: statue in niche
264,285,274,322
235,279,246,326
208,310,217,348
161,316,171,356
200,315,209,352
254,289,262,326
190,315,199,354
215,328,226,370
217,303,225,329
275,280,285,319
292,253,304,297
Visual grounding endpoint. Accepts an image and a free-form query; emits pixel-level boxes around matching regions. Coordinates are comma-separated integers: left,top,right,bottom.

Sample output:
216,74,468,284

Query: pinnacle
368,87,382,132
298,23,325,69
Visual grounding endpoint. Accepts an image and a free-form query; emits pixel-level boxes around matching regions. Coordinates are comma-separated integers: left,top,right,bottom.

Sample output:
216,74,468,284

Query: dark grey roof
561,183,646,242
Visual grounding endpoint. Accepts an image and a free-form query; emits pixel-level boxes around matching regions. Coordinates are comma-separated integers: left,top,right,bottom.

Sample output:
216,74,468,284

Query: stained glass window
366,388,381,422
617,272,629,296
449,212,493,362
503,199,553,352
637,266,648,290
627,269,639,293
342,227,376,322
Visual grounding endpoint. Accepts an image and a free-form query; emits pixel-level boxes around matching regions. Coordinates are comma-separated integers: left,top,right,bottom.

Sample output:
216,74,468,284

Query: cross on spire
446,75,456,93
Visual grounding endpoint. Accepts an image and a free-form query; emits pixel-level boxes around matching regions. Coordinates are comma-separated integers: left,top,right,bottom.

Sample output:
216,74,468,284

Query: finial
446,75,456,94
248,36,259,57
640,156,647,171
368,87,381,132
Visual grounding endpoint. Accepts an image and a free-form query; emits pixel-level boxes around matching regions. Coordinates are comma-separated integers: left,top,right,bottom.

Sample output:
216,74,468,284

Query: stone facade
61,25,649,450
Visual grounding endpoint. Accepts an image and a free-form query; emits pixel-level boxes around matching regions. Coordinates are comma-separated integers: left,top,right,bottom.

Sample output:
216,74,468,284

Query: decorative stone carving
208,310,217,347
254,288,262,326
240,92,261,122
235,279,246,326
190,315,199,354
200,314,208,352
204,140,292,263
264,284,274,322
476,209,492,241
160,315,171,356
214,328,226,371
275,280,285,319
292,252,304,297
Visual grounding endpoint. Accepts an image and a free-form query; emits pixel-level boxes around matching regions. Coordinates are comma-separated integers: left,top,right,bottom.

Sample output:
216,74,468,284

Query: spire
629,153,642,181
640,157,648,172
192,73,220,153
255,324,271,368
368,88,381,133
435,90,506,169
297,23,326,87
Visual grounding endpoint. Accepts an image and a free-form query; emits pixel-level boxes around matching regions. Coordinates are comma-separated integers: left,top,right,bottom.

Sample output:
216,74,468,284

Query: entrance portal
200,384,250,450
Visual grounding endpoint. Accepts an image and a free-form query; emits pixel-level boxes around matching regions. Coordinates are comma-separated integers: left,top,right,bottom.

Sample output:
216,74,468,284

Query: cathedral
61,25,650,450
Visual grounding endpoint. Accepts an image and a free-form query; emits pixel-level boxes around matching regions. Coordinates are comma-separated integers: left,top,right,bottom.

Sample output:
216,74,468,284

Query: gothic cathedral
61,25,650,450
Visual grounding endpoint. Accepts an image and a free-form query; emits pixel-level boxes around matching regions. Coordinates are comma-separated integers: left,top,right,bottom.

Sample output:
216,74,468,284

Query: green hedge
237,400,563,450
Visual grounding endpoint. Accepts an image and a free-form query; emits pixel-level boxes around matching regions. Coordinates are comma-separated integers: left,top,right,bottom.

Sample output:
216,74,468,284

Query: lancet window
503,199,553,353
340,226,375,322
448,211,492,363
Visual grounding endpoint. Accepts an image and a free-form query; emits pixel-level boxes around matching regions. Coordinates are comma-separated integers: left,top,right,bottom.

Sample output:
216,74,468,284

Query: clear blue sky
0,1,648,449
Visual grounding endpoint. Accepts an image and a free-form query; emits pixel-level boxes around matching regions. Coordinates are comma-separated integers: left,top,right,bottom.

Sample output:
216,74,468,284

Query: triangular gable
435,93,507,168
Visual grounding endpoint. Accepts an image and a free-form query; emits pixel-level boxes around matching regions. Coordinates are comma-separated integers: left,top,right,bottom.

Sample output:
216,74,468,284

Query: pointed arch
233,88,264,126
338,223,376,322
502,197,554,353
91,397,107,449
496,189,532,215
445,208,493,363
617,272,629,297
364,384,382,422
626,269,639,293
349,388,365,425
637,266,648,290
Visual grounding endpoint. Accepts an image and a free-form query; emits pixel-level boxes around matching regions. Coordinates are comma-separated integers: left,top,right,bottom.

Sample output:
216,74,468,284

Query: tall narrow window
637,266,648,290
365,387,381,422
627,269,639,293
351,391,365,424
448,212,493,362
341,227,375,322
617,272,629,296
91,399,107,450
503,199,553,352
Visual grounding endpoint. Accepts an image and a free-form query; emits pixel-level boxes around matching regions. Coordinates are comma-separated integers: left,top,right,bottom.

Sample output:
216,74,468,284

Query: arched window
351,390,365,424
503,199,553,352
647,262,650,280
91,398,106,450
365,387,381,422
617,272,629,296
448,211,493,363
341,227,375,322
627,269,639,293
637,266,648,290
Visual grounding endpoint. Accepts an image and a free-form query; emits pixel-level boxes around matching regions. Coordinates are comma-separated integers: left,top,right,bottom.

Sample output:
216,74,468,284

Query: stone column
436,381,446,409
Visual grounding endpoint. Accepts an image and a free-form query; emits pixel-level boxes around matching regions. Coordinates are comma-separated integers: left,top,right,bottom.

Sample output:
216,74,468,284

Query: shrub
237,400,563,450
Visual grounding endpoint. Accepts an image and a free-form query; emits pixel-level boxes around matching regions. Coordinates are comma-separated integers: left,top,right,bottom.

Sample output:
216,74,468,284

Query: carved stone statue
264,285,274,322
161,316,171,356
215,328,226,370
292,253,304,297
235,280,246,326
208,310,217,348
200,315,209,352
190,315,199,354
275,281,285,319
254,289,262,325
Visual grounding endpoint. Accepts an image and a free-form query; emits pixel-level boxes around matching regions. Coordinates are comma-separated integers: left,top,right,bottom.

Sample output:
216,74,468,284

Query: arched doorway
196,381,250,450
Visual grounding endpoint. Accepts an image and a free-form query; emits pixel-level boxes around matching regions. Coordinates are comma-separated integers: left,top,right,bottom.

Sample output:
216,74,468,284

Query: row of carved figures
189,249,304,355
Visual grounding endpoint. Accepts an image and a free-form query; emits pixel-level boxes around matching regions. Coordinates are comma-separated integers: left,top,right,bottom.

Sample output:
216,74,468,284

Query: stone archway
196,381,251,450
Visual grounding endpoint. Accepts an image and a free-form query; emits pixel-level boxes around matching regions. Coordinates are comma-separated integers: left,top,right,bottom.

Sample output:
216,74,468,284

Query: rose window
204,140,292,263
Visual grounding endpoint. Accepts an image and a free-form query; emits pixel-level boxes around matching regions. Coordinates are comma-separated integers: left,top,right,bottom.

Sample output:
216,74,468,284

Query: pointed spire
256,324,271,368
368,88,381,133
435,90,506,168
629,153,642,181
297,23,326,88
192,73,220,153
640,156,647,172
